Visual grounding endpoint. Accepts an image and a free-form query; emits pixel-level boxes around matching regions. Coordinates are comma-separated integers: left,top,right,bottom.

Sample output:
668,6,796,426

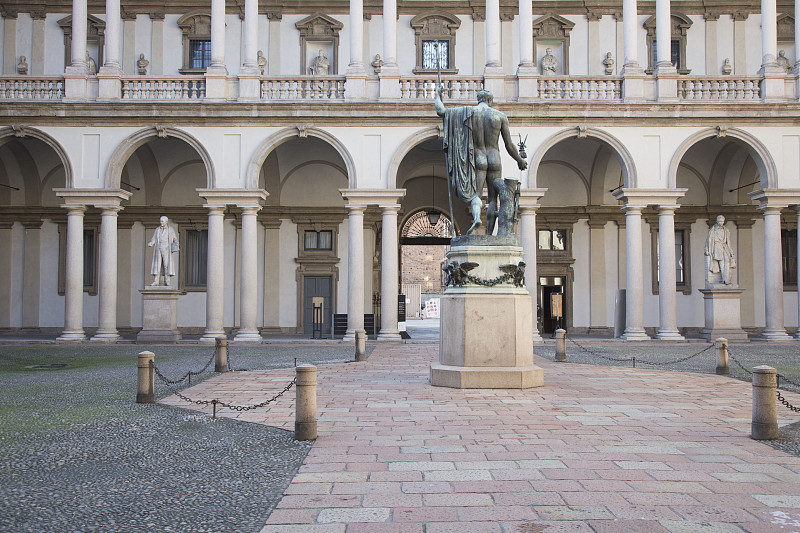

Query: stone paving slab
161,344,800,533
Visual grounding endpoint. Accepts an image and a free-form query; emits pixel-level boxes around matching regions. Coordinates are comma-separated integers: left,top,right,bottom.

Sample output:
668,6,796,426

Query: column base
233,331,263,343
90,332,121,343
761,329,793,342
655,329,685,341
199,331,226,344
56,330,86,342
377,330,402,341
621,329,651,341
532,332,544,343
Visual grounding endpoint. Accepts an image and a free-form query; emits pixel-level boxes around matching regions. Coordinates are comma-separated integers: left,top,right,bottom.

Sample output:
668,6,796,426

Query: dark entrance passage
539,276,566,334
303,276,332,335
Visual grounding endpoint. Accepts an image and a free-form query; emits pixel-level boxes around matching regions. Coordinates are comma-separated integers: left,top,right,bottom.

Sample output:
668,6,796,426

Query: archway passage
400,210,453,319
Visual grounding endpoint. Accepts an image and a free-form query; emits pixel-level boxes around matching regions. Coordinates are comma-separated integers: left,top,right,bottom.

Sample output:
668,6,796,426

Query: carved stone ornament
11,125,28,138
576,125,588,138
155,125,168,139
777,14,795,42
716,125,728,138
297,125,309,138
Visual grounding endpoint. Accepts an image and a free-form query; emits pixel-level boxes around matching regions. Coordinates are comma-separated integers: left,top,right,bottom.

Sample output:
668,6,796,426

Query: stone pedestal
431,235,544,389
137,287,183,343
698,285,748,342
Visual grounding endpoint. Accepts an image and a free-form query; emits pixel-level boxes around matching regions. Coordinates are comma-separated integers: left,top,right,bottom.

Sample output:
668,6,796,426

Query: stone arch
388,127,441,190
529,127,636,189
105,127,215,190
245,126,357,189
667,127,777,191
0,126,73,188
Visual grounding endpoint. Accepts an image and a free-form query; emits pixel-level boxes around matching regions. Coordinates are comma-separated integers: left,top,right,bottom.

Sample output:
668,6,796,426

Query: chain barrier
156,349,217,385
564,335,714,367
725,348,753,376
777,387,800,413
151,360,296,416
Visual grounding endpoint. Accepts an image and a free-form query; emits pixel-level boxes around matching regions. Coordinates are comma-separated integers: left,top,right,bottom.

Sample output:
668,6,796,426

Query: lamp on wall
427,166,441,227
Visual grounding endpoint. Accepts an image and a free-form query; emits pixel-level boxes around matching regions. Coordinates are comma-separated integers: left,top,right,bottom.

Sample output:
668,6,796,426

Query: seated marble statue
309,50,330,76
777,50,791,73
85,51,97,75
541,48,558,75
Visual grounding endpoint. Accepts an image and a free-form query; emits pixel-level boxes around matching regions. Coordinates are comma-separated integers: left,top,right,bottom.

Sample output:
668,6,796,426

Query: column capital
99,205,124,215
197,188,268,207
61,204,87,215
658,204,680,214
345,204,368,215
340,188,406,206
54,188,132,208
749,188,800,210
612,188,687,208
518,188,548,208
378,204,401,214
204,204,227,215
238,204,263,214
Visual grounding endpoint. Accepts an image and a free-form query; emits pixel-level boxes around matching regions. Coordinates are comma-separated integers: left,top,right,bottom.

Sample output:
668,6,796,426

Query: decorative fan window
411,11,460,75
402,210,453,240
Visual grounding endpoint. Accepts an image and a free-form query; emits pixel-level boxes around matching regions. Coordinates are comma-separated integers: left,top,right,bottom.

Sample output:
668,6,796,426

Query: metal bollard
137,351,155,403
555,329,566,362
215,336,228,373
715,337,729,375
295,364,317,441
355,329,366,362
751,365,779,440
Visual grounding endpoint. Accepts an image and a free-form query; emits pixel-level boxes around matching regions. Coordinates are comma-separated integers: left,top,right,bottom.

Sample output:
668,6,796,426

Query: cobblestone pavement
160,340,800,533
0,343,366,533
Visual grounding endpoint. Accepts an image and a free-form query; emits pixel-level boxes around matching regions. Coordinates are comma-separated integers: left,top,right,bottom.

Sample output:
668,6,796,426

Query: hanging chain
156,350,217,385
565,335,714,366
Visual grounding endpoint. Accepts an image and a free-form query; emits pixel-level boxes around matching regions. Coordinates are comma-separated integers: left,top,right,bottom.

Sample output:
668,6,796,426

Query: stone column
796,206,800,339
378,204,401,341
210,0,226,69
622,0,639,68
201,206,226,343
0,223,13,327
588,219,608,334
519,205,543,342
234,205,262,342
57,206,87,342
655,0,671,69
22,221,42,330
382,0,397,68
622,204,649,340
485,0,501,69
238,0,261,99
345,205,366,339
656,205,684,340
71,0,87,71
762,0,778,67
796,0,800,73
349,0,364,70
262,221,281,333
760,206,791,340
516,0,538,98
92,207,122,342
104,0,121,68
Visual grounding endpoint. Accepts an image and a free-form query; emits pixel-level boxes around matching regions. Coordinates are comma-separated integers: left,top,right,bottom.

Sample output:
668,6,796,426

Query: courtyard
1,329,800,532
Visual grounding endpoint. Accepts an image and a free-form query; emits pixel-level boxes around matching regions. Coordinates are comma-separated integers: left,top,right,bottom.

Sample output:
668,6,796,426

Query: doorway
539,276,566,334
303,276,332,335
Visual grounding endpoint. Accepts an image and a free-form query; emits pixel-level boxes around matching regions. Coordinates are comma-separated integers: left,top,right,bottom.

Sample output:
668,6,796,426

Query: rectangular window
783,229,798,286
304,230,333,251
185,230,208,287
652,40,682,69
655,230,686,287
189,40,212,69
538,229,567,251
422,40,448,70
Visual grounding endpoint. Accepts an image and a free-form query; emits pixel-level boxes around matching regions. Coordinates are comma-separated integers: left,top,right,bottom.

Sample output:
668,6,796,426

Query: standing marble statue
705,215,736,285
435,86,527,235
148,216,179,286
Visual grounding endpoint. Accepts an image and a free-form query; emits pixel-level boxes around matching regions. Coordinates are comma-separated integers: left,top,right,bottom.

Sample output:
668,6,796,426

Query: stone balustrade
260,77,346,101
0,77,64,100
121,78,206,101
400,76,484,101
537,76,622,101
2,73,797,104
679,77,763,101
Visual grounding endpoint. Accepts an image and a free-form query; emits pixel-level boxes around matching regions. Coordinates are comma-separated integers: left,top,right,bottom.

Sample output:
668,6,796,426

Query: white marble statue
85,51,97,75
541,48,557,75
148,216,179,286
777,50,791,73
705,215,736,285
17,56,28,75
137,53,149,75
722,58,732,75
309,49,330,76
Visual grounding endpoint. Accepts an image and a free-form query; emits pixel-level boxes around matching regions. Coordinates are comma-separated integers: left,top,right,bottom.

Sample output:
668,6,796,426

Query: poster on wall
425,299,440,318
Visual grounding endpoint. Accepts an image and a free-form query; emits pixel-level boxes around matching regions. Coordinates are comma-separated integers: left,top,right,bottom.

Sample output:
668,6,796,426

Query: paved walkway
162,344,800,533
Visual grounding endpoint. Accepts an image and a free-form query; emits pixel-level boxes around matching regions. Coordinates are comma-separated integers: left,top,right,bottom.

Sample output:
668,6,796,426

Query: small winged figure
499,261,526,287
443,260,479,287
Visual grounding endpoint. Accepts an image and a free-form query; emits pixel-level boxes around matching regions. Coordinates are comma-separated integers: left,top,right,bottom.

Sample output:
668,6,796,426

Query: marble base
699,286,749,342
137,286,183,343
432,237,544,389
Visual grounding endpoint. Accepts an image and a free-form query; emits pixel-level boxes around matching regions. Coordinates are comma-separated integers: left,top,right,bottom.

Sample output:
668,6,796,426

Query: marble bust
147,216,179,286
137,54,149,75
705,215,736,286
603,52,614,75
257,50,267,75
17,56,28,75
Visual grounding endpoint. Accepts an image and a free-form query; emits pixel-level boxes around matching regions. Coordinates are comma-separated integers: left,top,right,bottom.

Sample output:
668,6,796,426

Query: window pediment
410,11,461,36
532,13,574,40
777,14,795,42
643,12,693,37
295,13,344,37
178,12,212,36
